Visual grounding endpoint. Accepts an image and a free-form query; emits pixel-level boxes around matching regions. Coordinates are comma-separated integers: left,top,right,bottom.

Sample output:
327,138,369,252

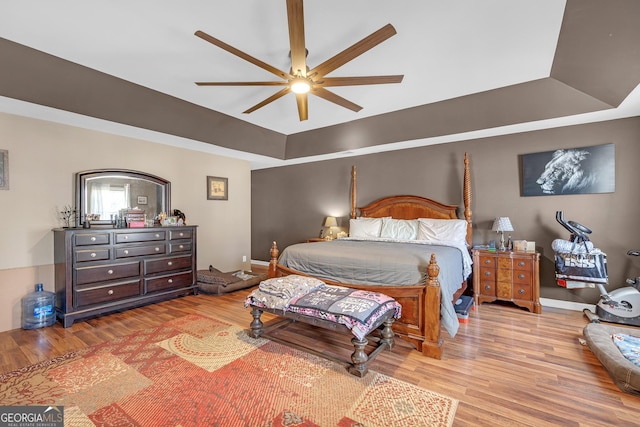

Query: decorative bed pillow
349,217,384,238
418,218,468,244
380,218,419,240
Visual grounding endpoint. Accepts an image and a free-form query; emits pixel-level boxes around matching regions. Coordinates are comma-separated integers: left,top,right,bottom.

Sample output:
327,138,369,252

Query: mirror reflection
76,169,171,227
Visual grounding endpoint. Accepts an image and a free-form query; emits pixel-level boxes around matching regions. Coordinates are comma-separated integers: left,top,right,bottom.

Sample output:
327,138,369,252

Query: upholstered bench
244,275,401,377
197,267,267,295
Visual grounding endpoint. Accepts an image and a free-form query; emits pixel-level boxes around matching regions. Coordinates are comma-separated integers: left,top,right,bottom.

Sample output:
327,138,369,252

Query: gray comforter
278,239,470,337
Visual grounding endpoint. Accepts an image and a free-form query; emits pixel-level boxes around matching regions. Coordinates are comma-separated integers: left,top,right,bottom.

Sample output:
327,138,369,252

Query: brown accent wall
252,117,640,304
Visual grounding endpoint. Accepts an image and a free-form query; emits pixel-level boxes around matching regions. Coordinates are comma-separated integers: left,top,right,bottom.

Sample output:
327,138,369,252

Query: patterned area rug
0,314,458,426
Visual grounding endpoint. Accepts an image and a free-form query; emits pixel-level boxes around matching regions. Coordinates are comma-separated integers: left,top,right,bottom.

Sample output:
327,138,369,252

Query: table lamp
492,217,514,251
324,216,338,240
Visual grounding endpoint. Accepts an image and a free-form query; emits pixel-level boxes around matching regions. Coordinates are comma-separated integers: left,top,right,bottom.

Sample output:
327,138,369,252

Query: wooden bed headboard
350,153,473,246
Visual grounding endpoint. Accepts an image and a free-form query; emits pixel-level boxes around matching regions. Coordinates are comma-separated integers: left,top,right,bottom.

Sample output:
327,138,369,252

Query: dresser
53,226,198,327
472,250,541,314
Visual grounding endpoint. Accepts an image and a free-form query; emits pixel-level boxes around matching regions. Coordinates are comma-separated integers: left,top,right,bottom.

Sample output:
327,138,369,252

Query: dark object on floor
197,266,266,295
583,322,640,396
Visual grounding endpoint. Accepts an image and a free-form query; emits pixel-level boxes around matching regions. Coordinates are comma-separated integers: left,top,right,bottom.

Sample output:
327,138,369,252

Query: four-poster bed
267,153,473,359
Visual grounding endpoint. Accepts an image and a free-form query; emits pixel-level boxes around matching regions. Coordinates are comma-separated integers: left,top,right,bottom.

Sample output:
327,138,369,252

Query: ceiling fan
194,0,404,121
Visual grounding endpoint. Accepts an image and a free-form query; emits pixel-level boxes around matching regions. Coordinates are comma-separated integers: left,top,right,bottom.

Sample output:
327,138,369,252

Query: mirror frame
75,169,171,227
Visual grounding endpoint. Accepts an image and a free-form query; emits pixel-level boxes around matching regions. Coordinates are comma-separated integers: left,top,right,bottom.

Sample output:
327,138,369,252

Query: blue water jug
22,283,56,329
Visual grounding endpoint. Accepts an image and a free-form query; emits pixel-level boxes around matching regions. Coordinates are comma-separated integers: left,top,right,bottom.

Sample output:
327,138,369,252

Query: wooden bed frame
268,153,473,359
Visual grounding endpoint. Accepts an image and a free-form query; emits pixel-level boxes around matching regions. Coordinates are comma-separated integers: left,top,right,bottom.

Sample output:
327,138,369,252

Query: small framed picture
137,195,148,205
0,149,8,191
207,176,228,200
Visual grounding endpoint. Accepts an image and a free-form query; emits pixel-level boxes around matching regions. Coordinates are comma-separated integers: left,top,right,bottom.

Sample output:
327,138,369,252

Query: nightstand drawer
513,270,533,285
513,284,532,300
479,281,496,296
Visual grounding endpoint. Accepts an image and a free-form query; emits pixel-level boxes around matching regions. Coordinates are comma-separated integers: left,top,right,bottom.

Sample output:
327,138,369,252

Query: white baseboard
540,298,595,312
251,259,269,266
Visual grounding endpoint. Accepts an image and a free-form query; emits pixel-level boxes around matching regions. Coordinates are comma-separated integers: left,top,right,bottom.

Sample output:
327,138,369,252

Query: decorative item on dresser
472,249,541,314
53,226,198,327
492,216,514,252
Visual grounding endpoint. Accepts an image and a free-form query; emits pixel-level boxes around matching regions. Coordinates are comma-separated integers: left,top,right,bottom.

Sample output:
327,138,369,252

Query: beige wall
0,113,251,332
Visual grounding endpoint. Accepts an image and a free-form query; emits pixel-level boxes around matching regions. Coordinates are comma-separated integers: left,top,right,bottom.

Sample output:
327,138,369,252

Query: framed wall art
137,196,148,205
521,143,615,196
0,149,8,191
207,176,228,200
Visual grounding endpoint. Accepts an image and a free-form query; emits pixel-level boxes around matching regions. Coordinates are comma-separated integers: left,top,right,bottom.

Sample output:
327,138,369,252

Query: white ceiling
2,0,640,169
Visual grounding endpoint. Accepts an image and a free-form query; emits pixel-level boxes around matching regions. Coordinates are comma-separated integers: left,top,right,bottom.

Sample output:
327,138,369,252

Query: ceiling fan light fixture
290,76,311,94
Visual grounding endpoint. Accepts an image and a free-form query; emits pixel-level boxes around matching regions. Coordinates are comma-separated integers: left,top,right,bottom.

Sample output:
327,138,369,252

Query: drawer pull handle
108,290,114,295
518,274,525,279
107,269,114,275
518,289,525,294
124,250,129,255
168,279,173,284
179,245,184,249
124,236,128,240
91,236,96,242
167,261,173,266
155,234,160,238
484,259,491,264
518,261,525,267
484,285,491,290
484,271,491,276
155,247,160,252
179,232,184,237
90,252,96,258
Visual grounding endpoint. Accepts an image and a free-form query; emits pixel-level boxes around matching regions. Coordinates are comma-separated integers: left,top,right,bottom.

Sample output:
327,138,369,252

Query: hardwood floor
1,279,639,426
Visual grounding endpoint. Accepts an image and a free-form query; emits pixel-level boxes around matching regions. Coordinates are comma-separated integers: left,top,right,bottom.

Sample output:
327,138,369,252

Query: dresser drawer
145,271,194,293
513,268,533,285
115,244,166,258
169,229,192,240
115,231,166,244
479,256,496,268
513,283,532,300
75,233,110,246
75,280,141,308
513,258,532,272
75,248,110,263
169,242,192,254
75,261,140,285
479,281,496,297
144,255,192,275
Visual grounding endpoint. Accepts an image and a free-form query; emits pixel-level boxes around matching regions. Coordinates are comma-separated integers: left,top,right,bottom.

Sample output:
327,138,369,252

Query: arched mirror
76,169,171,227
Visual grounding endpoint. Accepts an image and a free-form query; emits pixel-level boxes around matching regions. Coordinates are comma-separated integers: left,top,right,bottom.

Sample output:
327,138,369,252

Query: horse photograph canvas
521,143,615,196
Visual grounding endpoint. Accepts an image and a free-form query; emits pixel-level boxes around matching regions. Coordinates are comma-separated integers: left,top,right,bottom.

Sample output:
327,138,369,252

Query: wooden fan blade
195,81,288,86
195,30,291,80
309,24,397,78
286,0,307,77
319,75,404,87
243,87,291,114
312,87,362,112
295,92,308,121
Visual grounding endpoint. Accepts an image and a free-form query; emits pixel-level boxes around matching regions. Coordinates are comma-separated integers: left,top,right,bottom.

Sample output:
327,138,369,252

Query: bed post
351,165,357,219
422,253,443,359
268,241,279,279
464,152,472,246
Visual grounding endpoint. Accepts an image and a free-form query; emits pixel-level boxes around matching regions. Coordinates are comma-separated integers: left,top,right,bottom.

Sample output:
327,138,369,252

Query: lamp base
499,231,506,251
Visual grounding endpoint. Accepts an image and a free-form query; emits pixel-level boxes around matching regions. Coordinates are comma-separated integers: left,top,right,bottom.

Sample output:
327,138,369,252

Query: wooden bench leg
249,307,264,338
349,337,369,377
380,318,395,350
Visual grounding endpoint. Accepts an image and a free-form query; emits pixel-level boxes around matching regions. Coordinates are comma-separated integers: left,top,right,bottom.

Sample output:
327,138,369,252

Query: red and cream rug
0,314,457,426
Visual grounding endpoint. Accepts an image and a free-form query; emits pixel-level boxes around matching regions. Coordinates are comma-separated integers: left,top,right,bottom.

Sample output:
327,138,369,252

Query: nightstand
306,238,329,242
472,250,541,314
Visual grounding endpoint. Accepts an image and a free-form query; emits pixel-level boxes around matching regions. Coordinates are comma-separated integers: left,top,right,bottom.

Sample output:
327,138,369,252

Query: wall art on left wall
0,149,8,190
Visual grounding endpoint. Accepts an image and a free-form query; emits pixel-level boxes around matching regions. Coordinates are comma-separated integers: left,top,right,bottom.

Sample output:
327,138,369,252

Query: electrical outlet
242,256,247,263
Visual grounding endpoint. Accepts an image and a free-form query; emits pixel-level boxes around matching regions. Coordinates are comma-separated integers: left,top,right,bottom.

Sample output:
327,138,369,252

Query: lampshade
492,217,514,232
324,216,338,228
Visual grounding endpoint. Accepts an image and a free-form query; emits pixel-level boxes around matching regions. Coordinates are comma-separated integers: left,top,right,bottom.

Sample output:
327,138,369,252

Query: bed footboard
268,241,443,359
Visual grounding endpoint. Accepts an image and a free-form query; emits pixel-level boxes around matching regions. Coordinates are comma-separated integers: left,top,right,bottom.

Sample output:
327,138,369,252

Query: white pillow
380,218,419,240
349,217,384,238
418,218,468,243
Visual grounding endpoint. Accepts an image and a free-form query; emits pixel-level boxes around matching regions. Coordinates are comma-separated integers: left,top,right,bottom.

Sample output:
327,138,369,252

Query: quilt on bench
245,275,402,340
